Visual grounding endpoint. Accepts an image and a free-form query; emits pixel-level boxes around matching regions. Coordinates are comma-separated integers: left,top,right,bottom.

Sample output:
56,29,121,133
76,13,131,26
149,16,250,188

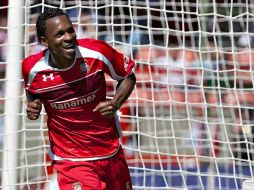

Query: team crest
79,59,89,74
72,181,82,190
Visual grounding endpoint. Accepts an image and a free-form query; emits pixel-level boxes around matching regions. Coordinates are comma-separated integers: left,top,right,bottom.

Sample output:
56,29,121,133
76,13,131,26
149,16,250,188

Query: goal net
1,0,254,190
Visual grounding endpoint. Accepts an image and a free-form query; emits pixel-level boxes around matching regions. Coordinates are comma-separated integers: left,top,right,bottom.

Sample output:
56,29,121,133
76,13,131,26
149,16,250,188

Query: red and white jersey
22,38,136,161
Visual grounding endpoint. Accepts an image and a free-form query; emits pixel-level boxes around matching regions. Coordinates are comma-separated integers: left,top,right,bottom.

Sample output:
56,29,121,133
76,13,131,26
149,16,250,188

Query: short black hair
36,8,70,42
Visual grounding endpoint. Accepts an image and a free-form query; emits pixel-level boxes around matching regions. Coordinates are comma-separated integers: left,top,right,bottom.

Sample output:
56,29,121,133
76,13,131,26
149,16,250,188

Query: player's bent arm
112,73,136,110
93,73,136,118
26,90,42,120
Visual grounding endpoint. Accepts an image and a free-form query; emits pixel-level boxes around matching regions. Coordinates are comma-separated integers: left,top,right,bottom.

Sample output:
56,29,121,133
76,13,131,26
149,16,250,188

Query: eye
56,31,65,37
67,27,75,34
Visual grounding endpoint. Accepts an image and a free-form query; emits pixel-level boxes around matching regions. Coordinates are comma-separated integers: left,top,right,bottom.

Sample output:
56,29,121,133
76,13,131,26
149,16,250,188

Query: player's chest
38,71,106,104
31,58,104,93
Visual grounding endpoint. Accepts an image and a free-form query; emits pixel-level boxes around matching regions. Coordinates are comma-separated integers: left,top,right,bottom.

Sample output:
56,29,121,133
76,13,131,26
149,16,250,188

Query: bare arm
93,73,136,118
26,91,42,120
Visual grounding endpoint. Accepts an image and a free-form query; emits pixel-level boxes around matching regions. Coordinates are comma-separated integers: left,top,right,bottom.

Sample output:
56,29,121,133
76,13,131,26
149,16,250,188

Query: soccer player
22,8,136,190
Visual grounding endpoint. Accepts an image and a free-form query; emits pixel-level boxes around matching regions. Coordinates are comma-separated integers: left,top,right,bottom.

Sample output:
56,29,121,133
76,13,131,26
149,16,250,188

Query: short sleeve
79,39,136,81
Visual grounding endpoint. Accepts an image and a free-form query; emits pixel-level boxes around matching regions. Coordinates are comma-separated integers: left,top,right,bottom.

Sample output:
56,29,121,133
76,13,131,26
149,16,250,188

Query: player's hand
26,99,42,120
93,101,117,118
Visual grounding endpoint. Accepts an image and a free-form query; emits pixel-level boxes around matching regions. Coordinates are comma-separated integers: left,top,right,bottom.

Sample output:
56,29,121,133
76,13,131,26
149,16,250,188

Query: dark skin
26,15,136,120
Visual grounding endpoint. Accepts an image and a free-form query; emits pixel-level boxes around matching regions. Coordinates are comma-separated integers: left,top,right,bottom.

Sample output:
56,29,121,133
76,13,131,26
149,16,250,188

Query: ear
40,36,48,47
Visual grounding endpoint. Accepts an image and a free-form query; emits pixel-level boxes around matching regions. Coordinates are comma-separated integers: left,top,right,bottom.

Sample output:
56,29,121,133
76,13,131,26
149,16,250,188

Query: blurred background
1,0,254,190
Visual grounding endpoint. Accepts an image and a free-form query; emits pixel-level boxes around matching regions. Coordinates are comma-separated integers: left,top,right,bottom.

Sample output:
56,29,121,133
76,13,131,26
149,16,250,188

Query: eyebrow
52,26,74,37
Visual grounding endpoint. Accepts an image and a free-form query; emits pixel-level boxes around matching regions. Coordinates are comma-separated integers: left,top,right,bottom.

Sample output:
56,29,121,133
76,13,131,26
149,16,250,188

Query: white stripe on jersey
35,70,102,93
49,143,120,161
114,112,123,137
77,46,124,81
27,45,125,91
27,51,52,89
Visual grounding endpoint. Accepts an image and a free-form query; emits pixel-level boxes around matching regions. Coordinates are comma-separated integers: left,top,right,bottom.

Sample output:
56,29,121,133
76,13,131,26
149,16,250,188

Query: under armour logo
42,73,54,81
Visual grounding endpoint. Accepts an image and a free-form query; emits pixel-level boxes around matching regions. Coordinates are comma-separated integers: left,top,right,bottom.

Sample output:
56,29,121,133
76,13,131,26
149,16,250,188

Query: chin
63,51,76,60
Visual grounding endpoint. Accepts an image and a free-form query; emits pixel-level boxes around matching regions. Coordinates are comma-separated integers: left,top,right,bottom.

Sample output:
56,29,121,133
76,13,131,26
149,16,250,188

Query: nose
64,32,73,41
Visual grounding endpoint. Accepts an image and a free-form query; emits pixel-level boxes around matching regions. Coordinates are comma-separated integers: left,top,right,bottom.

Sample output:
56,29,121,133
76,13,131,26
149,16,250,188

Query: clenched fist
93,101,118,118
26,99,42,120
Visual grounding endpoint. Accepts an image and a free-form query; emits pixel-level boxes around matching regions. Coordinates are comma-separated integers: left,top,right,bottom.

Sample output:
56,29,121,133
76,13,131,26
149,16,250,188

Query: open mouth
63,42,76,51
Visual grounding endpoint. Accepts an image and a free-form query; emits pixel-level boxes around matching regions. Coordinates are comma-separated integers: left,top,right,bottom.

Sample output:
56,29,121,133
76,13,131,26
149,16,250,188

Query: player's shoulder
77,38,109,46
22,49,47,75
77,38,113,51
23,50,47,66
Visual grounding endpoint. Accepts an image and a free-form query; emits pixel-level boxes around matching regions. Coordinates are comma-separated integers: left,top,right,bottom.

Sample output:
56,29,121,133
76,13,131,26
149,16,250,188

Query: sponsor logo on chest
50,93,96,110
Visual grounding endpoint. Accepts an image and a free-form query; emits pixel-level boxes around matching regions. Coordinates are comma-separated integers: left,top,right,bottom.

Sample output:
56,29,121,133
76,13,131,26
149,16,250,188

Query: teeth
64,43,75,49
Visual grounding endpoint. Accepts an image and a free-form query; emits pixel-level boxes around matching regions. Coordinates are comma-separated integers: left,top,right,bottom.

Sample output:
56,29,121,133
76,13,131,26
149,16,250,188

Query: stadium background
1,0,254,190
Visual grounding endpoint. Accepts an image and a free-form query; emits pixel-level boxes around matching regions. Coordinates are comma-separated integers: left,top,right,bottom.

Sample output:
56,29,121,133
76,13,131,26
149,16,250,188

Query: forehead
45,15,72,33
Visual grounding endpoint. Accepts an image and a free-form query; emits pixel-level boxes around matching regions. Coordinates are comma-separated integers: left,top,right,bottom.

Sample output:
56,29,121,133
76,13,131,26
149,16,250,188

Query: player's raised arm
93,73,136,118
25,91,42,120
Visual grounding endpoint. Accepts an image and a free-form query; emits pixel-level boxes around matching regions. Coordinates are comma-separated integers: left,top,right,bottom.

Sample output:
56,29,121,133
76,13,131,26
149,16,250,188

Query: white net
1,0,254,190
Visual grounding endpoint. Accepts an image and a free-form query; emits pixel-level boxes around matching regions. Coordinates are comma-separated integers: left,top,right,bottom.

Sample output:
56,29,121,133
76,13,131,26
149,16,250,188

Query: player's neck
49,53,75,69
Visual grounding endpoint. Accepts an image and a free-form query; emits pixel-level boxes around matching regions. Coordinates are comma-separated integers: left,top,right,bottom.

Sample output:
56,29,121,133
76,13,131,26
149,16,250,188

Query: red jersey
22,38,136,161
